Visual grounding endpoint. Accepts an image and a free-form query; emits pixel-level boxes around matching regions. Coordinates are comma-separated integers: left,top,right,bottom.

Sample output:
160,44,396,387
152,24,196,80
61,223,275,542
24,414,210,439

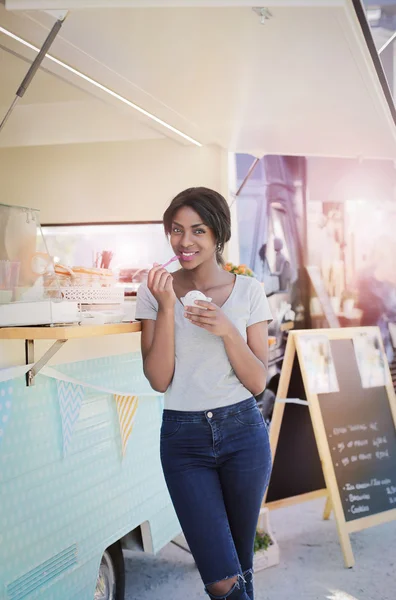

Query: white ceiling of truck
1,0,396,158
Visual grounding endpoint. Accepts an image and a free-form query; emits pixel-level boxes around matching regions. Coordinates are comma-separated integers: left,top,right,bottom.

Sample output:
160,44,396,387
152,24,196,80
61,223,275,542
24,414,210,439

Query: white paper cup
181,290,212,307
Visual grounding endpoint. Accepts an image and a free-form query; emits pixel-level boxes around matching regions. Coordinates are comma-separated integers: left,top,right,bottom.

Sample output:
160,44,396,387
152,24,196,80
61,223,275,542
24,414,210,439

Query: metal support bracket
25,339,67,386
0,15,66,135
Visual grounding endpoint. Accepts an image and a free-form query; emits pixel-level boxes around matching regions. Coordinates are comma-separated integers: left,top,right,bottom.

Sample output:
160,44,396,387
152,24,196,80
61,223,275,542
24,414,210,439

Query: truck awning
1,1,396,158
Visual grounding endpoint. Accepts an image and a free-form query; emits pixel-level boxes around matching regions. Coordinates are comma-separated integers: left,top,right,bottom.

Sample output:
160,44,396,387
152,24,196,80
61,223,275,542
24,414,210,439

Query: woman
136,187,272,600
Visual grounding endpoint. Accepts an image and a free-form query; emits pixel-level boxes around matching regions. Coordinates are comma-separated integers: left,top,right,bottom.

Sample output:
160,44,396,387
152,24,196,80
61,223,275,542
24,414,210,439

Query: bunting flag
0,363,146,460
0,382,13,450
114,394,139,457
56,380,84,457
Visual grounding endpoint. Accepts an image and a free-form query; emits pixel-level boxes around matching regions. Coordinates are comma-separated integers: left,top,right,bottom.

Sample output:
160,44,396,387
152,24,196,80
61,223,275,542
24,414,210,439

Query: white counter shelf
0,322,142,386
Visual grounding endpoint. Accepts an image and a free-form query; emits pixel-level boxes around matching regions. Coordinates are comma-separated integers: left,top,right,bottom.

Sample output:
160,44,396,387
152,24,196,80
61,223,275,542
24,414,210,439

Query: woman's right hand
147,264,177,311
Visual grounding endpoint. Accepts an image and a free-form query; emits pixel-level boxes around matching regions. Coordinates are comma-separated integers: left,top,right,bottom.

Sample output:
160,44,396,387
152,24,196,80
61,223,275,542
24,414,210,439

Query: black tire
95,541,125,600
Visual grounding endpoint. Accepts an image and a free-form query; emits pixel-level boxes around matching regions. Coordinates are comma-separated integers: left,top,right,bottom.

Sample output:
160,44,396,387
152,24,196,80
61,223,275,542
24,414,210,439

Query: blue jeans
160,397,272,599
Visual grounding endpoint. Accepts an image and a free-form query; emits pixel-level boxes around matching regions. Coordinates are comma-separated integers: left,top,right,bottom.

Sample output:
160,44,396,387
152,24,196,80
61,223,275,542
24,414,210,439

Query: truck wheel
94,542,125,600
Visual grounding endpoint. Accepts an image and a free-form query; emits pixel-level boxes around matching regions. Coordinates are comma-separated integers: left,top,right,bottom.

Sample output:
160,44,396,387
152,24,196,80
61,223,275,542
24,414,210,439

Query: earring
217,243,222,252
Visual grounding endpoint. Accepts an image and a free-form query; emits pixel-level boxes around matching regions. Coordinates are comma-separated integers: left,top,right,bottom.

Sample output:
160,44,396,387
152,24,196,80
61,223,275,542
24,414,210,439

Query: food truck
231,150,396,416
1,2,396,599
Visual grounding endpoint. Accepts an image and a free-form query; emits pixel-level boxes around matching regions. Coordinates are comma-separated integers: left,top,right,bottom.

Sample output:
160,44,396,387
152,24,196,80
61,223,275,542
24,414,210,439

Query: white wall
0,139,226,223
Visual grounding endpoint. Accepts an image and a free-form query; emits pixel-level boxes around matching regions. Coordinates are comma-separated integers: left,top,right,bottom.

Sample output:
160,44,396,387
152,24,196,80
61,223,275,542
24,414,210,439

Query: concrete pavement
125,498,395,600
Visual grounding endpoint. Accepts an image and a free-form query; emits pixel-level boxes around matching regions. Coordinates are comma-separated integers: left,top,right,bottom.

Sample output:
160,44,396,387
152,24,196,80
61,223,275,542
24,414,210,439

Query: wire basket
60,286,125,304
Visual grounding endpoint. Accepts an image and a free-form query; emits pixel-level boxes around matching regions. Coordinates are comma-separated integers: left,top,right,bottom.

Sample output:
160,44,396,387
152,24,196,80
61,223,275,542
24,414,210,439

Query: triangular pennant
114,394,138,457
56,380,84,457
0,381,13,451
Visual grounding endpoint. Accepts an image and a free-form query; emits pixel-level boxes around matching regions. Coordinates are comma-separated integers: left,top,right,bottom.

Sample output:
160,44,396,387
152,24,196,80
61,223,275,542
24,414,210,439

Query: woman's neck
180,259,227,292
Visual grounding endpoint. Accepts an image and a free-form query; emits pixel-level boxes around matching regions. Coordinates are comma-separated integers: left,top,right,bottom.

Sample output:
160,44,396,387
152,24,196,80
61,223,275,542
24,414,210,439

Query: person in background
356,250,396,363
273,237,292,291
257,243,271,283
136,187,272,600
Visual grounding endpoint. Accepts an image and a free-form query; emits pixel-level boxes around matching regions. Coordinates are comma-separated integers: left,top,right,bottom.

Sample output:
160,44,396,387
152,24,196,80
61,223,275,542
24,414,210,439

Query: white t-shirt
135,275,272,411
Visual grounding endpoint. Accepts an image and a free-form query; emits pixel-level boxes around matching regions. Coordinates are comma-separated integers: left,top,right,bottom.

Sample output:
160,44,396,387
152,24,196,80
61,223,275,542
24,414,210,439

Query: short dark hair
258,244,267,262
163,187,231,264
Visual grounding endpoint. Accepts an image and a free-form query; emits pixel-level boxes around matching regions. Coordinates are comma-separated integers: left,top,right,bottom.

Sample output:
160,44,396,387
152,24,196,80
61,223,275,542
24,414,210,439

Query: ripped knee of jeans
205,573,247,599
242,568,253,583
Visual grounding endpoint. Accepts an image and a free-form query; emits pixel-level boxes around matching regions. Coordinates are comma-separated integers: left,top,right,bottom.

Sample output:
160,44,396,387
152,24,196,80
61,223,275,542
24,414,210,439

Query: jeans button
207,412,213,419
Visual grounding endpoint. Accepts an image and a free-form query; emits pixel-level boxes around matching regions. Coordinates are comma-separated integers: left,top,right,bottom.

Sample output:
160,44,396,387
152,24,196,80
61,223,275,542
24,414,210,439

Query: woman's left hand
184,301,235,338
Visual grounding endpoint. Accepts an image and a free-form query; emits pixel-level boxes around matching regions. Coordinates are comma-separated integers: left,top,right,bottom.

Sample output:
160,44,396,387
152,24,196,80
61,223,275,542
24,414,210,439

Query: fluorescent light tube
0,25,202,146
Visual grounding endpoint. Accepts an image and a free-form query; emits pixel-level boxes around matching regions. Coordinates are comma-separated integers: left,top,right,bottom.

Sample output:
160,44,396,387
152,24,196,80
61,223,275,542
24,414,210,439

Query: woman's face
169,206,217,270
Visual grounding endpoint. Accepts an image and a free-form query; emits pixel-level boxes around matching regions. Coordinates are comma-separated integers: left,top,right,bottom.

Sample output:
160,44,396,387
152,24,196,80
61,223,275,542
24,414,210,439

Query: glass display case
0,203,79,326
41,222,176,295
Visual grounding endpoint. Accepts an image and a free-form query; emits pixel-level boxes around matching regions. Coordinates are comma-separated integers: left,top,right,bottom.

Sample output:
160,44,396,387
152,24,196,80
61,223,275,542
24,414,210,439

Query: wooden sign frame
263,327,396,567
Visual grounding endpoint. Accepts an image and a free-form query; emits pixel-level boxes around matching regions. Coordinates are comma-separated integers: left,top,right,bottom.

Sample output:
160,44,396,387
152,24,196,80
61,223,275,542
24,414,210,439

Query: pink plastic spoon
161,255,180,269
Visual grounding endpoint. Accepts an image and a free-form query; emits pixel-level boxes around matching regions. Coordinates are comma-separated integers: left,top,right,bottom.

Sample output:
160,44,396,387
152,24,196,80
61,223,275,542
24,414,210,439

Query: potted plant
173,507,280,572
253,508,280,572
223,262,255,277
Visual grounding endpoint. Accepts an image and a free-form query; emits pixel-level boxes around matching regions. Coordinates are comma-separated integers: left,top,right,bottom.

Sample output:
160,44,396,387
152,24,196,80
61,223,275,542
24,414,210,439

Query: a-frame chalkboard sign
263,327,396,567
